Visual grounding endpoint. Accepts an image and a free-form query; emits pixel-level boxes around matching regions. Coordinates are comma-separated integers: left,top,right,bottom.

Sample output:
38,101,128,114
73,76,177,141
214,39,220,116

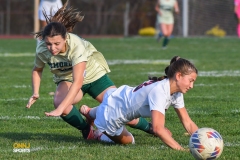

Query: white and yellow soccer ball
189,128,224,160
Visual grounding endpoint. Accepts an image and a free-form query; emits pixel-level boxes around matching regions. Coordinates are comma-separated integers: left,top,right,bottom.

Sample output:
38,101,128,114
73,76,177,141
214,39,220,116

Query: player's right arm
155,1,161,15
174,0,179,14
151,110,184,150
26,66,43,108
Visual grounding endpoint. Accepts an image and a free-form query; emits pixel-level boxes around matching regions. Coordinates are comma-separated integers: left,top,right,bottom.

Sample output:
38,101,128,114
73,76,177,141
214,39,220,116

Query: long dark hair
148,56,198,81
34,0,84,40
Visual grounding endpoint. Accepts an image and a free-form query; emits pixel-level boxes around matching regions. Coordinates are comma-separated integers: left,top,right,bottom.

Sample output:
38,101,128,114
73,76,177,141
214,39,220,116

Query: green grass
1,37,240,159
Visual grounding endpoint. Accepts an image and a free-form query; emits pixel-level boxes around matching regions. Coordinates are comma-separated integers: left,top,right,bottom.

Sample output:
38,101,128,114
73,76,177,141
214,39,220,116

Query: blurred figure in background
38,0,63,29
234,0,240,38
155,0,179,49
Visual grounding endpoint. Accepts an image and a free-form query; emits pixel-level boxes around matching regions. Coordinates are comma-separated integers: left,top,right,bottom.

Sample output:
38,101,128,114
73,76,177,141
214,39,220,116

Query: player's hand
45,108,63,117
179,148,190,152
26,94,39,108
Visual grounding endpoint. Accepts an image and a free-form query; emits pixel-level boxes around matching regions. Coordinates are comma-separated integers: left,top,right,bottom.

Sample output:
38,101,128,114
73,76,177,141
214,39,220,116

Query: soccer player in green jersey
26,0,153,139
155,0,179,49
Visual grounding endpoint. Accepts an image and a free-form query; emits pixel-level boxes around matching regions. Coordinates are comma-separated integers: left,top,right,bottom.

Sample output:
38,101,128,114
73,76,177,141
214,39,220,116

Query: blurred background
0,0,236,37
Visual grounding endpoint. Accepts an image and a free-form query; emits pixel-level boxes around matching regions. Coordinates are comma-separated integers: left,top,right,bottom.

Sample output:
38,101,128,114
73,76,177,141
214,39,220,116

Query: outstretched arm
155,1,161,15
45,62,86,116
174,1,180,14
26,66,43,108
151,110,184,150
175,107,198,135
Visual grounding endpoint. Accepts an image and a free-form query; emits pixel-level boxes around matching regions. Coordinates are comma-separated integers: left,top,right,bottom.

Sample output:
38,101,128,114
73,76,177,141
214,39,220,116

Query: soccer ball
189,128,224,160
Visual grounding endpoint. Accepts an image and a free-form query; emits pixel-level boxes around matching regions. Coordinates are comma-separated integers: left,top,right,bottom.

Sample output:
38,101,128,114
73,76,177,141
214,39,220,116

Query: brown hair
149,56,198,81
34,0,84,39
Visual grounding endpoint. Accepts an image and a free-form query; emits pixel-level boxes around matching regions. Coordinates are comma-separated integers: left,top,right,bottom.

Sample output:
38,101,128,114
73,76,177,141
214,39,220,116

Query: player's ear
175,72,182,81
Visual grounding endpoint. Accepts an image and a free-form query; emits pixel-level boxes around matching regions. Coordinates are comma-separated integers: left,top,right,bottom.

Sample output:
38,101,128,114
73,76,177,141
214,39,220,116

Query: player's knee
53,97,62,108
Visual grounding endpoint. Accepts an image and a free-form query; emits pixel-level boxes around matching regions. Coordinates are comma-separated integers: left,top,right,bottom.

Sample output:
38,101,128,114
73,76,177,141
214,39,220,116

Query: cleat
94,129,103,141
81,125,102,140
80,105,94,126
81,125,95,140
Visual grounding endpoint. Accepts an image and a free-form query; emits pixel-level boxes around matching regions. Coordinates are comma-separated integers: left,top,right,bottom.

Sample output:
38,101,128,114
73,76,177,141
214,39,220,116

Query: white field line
0,53,35,57
0,97,53,102
194,83,234,87
13,85,30,88
0,96,97,102
1,53,240,77
0,115,61,120
1,107,240,120
107,59,170,65
0,145,78,153
0,142,239,153
148,70,240,77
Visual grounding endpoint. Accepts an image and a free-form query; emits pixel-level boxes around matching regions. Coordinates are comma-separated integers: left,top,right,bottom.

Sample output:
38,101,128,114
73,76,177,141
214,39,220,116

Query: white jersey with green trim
157,0,176,24
34,33,110,84
98,78,184,128
159,0,176,13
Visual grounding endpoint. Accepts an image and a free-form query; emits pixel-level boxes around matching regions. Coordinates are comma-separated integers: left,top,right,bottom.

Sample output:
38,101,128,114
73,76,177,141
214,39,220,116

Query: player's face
177,72,197,94
44,35,66,56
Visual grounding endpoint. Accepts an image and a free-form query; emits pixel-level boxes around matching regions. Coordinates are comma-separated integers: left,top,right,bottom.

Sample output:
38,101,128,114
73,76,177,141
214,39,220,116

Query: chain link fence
0,0,236,37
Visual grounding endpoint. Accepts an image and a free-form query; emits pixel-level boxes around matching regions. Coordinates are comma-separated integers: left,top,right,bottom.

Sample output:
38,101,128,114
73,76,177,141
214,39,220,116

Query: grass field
1,36,240,159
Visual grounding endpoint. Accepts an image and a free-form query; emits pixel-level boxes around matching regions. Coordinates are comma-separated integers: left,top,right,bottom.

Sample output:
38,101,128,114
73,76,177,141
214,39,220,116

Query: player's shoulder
67,33,86,42
36,40,48,55
67,33,89,46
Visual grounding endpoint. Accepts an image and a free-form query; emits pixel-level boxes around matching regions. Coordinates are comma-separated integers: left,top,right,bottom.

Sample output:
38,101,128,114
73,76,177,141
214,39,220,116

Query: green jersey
34,33,111,84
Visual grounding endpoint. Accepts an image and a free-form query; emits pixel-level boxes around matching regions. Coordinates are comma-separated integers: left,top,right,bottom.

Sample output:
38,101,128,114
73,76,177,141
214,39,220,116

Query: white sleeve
148,86,168,115
171,93,184,109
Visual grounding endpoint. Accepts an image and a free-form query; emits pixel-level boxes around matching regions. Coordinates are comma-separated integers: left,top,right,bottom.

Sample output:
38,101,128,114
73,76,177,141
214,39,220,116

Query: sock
163,37,169,47
157,32,162,41
99,134,114,143
89,107,97,119
238,24,240,38
129,117,150,133
61,106,88,131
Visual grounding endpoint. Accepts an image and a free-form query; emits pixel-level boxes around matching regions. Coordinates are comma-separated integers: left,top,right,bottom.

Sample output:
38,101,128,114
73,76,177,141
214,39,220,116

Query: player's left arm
174,1,179,14
175,107,198,135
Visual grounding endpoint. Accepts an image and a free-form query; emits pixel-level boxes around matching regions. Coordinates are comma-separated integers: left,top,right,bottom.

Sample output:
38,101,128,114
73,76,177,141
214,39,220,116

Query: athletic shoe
162,46,167,50
81,125,96,140
80,105,94,126
81,125,102,140
93,129,103,141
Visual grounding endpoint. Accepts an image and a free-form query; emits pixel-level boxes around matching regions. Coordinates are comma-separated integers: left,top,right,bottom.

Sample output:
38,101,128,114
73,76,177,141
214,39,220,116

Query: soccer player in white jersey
155,0,179,49
80,56,199,150
26,0,153,139
38,0,63,30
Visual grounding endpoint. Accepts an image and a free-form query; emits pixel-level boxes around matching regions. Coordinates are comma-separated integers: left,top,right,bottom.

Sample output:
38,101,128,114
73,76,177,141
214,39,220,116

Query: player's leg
103,127,135,144
54,81,92,139
162,24,173,48
81,74,116,122
161,23,168,49
157,24,163,42
127,118,153,134
84,74,153,134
